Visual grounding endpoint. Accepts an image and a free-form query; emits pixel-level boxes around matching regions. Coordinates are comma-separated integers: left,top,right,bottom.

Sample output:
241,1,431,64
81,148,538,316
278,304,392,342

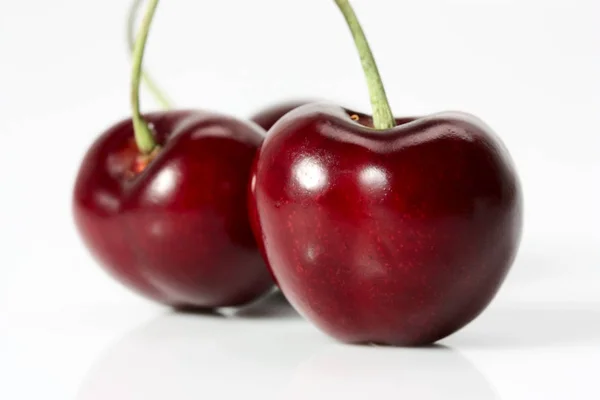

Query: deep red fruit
251,103,523,345
249,104,407,285
249,100,312,283
250,101,311,131
73,110,274,309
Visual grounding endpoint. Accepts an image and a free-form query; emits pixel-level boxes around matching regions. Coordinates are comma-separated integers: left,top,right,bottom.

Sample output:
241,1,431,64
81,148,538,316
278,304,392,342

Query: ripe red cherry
128,0,313,290
250,0,523,345
74,0,273,309
74,110,274,308
252,104,522,345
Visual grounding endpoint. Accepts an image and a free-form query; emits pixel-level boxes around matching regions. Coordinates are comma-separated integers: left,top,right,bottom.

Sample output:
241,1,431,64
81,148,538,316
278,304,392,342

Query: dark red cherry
251,103,522,345
73,110,274,309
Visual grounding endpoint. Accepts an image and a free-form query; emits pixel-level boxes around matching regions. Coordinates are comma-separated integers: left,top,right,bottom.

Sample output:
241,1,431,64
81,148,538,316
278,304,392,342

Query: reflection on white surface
2,293,600,400
76,294,313,400
76,294,497,400
293,158,327,191
285,346,499,400
359,166,388,188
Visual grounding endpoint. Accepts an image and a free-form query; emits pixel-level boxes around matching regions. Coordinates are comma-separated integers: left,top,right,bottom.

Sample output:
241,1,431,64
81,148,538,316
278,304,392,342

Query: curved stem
131,0,160,154
127,0,173,110
334,0,395,130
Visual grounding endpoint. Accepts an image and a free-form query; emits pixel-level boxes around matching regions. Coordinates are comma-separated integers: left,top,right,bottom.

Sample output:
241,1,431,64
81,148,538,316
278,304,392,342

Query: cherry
74,0,273,309
250,0,523,345
249,104,391,285
250,101,311,131
126,1,317,288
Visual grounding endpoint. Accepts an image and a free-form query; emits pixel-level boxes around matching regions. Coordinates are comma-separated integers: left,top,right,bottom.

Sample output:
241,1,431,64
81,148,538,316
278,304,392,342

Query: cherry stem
334,0,395,130
131,0,160,154
127,0,173,110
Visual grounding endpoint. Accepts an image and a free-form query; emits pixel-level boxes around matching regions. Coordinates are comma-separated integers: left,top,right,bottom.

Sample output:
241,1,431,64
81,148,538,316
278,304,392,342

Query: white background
0,0,599,399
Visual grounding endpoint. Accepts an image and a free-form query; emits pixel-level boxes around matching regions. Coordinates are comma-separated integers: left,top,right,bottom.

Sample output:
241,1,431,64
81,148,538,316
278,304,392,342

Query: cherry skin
73,110,274,309
248,103,410,285
250,100,311,131
248,100,312,283
251,103,523,346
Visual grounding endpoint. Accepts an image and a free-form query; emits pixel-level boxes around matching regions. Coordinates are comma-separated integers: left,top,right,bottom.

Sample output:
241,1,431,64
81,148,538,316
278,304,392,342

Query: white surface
1,0,599,399
1,288,600,400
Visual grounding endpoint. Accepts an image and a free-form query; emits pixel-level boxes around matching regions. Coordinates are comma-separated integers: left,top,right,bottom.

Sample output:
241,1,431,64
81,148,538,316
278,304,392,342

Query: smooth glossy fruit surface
248,100,313,283
251,103,523,345
74,110,273,309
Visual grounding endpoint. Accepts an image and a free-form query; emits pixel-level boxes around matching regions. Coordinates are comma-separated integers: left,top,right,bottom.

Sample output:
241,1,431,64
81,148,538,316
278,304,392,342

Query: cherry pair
74,0,522,346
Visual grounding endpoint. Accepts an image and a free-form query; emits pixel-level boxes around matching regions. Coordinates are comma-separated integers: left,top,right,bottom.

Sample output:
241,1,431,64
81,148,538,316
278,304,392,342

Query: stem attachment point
334,0,395,130
131,0,161,154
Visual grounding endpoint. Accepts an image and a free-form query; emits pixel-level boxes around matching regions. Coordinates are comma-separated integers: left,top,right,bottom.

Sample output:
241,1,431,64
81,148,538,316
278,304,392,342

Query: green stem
127,0,173,110
334,0,395,130
131,0,160,154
